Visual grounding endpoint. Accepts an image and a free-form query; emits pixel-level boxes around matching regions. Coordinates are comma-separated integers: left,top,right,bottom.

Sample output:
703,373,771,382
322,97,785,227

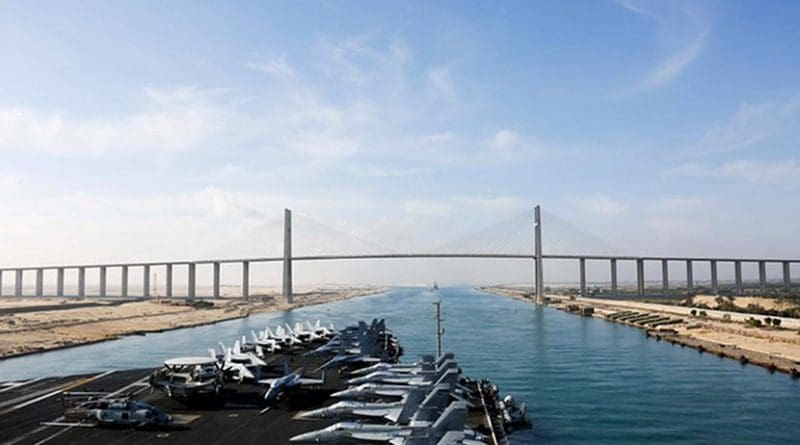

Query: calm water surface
1,287,798,444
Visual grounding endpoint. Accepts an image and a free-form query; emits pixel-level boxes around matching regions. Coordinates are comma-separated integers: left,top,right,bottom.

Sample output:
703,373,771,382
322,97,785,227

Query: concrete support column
35,268,43,296
782,261,791,290
710,260,718,295
188,264,196,300
78,267,85,297
579,258,586,297
242,261,250,301
636,259,645,297
759,261,767,293
0,271,3,297
283,208,293,304
686,260,694,292
661,260,669,294
610,259,618,297
121,265,129,298
143,265,150,298
99,267,107,297
15,269,22,297
165,264,173,298
534,205,543,303
732,262,742,296
57,268,64,297
213,262,220,299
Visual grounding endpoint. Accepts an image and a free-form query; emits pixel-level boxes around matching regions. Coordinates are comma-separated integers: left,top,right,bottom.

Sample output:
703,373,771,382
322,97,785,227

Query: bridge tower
534,205,543,303
283,208,293,304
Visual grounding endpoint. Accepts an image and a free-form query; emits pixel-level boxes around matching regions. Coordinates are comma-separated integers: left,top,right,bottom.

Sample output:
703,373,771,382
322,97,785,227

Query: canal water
1,287,798,444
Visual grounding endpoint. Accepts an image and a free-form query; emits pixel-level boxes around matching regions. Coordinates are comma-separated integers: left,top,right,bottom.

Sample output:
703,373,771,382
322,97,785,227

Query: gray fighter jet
347,359,459,386
289,401,483,445
332,368,461,401
296,383,451,424
349,354,453,377
259,360,325,403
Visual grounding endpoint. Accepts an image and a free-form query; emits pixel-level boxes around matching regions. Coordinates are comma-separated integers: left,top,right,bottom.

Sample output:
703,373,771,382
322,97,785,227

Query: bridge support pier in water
579,258,586,297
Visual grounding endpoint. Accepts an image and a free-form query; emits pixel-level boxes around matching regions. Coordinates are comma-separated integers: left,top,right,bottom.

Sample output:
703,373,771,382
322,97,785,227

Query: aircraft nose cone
296,409,321,420
289,431,319,443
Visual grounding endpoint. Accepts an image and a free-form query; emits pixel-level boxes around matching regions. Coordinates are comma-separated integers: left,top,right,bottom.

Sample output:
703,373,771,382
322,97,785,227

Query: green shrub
690,309,697,317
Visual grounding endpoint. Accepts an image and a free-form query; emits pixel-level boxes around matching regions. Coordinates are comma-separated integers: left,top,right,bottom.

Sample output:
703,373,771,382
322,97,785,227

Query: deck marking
0,371,115,414
0,378,44,395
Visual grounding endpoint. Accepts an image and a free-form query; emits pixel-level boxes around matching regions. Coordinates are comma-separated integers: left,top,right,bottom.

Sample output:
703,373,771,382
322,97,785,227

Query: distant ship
432,281,439,291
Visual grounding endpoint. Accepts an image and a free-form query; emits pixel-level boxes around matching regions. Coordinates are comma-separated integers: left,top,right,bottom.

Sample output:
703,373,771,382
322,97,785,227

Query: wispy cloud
689,98,800,157
570,194,628,216
614,0,710,95
666,159,800,184
246,54,295,77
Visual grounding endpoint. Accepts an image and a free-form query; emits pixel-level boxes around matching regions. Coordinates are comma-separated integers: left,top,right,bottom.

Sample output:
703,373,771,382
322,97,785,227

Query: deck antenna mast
433,300,444,358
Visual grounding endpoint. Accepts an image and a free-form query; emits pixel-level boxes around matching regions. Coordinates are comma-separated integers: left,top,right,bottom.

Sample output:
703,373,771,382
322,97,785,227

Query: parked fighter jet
247,331,283,355
289,401,482,445
307,320,335,339
211,340,266,382
297,383,451,424
332,368,461,401
268,326,303,347
259,360,326,404
347,358,458,386
350,354,451,376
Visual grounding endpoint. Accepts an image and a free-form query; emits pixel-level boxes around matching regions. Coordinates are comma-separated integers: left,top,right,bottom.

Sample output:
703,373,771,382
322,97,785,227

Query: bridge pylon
534,205,543,303
283,208,293,304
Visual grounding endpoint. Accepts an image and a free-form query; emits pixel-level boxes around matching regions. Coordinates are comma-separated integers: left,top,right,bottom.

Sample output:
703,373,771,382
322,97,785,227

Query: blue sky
1,0,799,285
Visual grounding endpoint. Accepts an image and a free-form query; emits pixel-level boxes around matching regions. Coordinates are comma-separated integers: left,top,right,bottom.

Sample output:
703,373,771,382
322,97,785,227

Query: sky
1,0,799,287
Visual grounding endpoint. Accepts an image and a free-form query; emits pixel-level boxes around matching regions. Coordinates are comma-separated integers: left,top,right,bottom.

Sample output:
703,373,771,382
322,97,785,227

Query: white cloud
0,86,225,156
571,194,628,216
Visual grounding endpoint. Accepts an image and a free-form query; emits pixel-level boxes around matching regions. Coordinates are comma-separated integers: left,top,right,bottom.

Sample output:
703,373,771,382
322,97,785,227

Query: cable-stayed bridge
1,206,798,303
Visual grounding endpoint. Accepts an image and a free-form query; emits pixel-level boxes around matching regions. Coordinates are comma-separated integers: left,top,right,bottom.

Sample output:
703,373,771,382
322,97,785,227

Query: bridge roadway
1,252,798,301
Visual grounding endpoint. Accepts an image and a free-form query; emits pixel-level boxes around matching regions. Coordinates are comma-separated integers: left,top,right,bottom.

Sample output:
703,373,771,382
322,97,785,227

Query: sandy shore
481,286,800,373
0,285,386,358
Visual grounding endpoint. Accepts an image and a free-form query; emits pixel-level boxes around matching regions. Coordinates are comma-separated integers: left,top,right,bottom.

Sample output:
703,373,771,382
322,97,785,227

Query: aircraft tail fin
394,387,427,423
412,384,451,422
233,340,242,355
432,401,468,434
